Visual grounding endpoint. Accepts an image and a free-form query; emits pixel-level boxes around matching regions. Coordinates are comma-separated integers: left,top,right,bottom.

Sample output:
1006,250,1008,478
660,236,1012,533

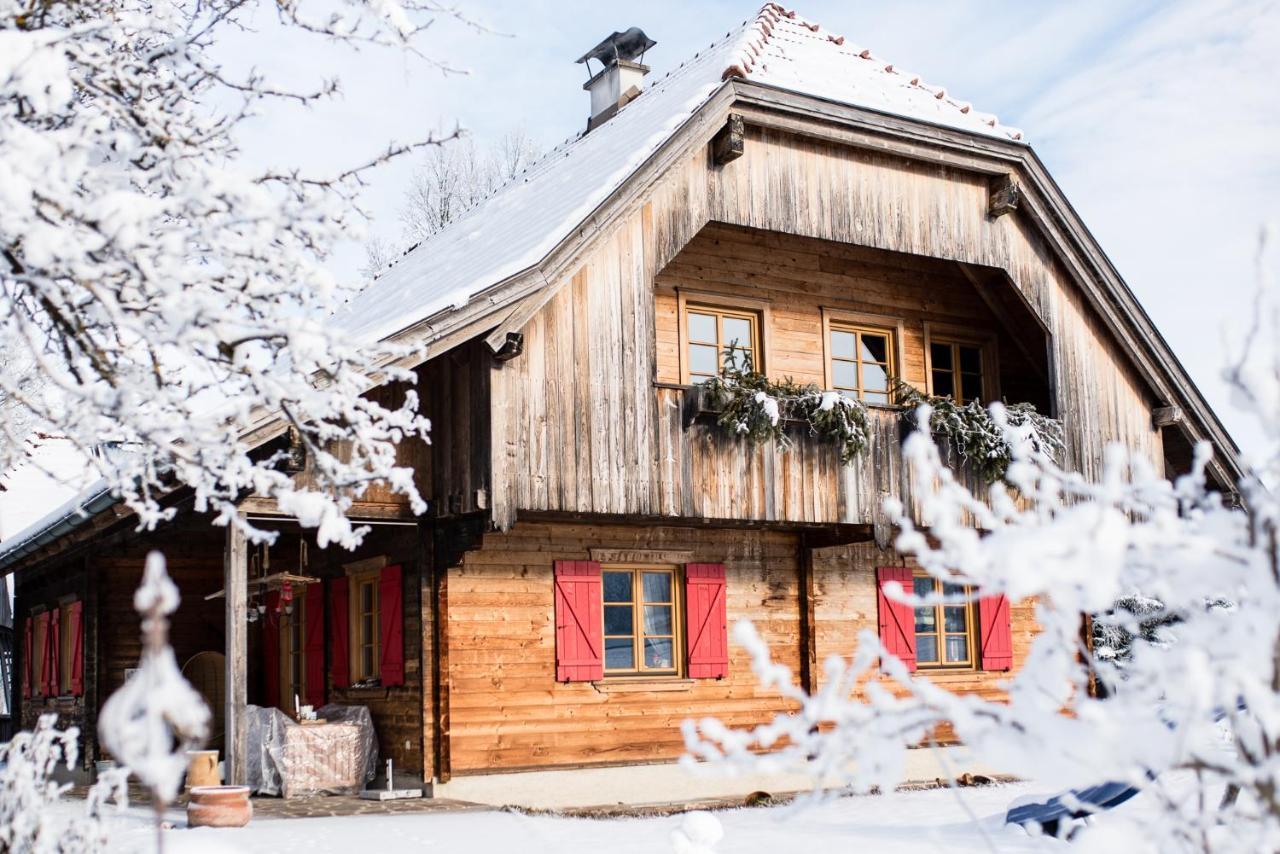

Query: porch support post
223,519,248,785
797,533,818,696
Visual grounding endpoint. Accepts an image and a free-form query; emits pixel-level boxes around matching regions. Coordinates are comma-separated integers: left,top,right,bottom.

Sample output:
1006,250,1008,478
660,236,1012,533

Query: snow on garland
892,380,1063,482
700,362,871,465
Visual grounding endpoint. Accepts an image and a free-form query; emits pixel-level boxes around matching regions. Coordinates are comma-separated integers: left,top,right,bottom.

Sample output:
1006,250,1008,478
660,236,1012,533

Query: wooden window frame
821,309,905,408
600,564,684,678
923,324,1000,405
677,290,769,384
912,571,978,670
279,595,306,707
348,569,381,683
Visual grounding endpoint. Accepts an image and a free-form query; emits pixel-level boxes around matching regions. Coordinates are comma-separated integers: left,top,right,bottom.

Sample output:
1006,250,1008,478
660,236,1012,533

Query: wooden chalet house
0,4,1241,806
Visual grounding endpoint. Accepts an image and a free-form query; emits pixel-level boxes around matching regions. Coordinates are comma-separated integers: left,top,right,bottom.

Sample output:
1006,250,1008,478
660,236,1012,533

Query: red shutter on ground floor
264,592,281,710
978,593,1013,671
329,577,350,689
69,600,85,697
876,566,917,672
22,619,32,699
379,564,405,687
554,560,603,682
44,608,59,696
685,564,729,679
304,583,326,706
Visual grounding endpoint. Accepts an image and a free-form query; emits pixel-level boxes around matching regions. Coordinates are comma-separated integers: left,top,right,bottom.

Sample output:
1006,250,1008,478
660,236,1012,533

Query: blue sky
222,0,1279,456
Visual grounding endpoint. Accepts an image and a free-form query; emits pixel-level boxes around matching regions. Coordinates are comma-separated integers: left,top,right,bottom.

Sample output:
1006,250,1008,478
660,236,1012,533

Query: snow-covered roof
337,3,1022,345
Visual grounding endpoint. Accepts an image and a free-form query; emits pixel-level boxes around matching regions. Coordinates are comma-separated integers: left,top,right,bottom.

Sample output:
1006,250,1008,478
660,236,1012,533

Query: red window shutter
22,619,32,699
263,591,281,710
304,583,326,707
45,609,60,696
978,593,1013,671
876,567,917,672
554,560,603,682
69,601,85,697
685,564,729,679
329,577,350,689
379,564,405,687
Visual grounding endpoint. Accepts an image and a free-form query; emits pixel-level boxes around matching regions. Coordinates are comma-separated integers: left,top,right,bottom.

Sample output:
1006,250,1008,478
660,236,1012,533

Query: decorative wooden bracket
492,331,524,363
711,113,745,166
1152,405,1184,429
988,174,1020,218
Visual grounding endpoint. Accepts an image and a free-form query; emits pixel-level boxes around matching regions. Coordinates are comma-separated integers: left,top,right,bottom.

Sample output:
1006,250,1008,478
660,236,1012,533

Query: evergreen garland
700,358,871,464
892,379,1064,482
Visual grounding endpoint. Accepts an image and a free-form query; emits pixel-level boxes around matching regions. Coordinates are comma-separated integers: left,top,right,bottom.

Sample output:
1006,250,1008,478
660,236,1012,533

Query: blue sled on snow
1005,780,1140,838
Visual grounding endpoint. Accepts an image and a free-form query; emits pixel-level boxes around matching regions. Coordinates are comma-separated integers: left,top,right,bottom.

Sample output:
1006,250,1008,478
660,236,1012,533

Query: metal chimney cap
576,27,656,68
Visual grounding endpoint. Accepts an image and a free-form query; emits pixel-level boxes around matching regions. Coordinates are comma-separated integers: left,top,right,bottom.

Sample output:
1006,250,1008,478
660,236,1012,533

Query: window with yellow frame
349,569,381,682
912,572,977,669
601,566,682,675
929,339,986,404
684,304,760,383
828,323,894,405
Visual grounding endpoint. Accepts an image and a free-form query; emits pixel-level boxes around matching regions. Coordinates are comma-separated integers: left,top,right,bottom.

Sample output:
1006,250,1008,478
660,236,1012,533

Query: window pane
961,373,983,403
864,392,889,406
687,312,716,343
642,572,671,603
913,576,935,598
944,607,967,633
362,645,374,676
689,343,719,377
722,316,752,349
604,572,633,603
643,605,673,636
932,370,954,398
726,346,754,373
605,605,634,636
830,330,856,359
914,607,935,633
916,635,938,664
832,361,857,389
860,334,888,364
605,637,635,670
862,362,888,392
959,345,982,374
644,637,675,669
930,343,952,370
945,635,969,663
942,581,965,598
361,583,373,612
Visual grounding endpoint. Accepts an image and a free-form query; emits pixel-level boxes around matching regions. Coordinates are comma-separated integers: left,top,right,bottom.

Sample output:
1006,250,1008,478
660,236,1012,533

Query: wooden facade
2,70,1238,794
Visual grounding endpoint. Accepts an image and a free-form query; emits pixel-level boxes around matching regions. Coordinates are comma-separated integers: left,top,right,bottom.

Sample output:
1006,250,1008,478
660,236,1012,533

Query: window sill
593,677,694,693
334,685,389,700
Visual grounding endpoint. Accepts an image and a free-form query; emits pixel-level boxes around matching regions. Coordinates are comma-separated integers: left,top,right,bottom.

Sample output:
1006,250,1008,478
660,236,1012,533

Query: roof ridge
723,3,1022,141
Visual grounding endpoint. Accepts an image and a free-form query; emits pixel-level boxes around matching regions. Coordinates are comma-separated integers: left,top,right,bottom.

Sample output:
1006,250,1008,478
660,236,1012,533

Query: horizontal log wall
490,123,1163,528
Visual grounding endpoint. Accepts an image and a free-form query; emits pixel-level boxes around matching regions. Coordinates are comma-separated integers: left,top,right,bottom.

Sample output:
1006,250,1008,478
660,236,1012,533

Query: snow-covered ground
90,783,1072,854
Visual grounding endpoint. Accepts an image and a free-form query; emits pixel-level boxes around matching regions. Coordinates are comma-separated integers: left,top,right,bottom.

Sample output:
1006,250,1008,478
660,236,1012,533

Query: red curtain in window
875,567,917,672
69,600,85,697
379,564,404,687
685,564,729,679
22,619,32,699
44,609,59,696
554,561,603,682
304,583,326,706
263,591,281,710
329,577,350,689
978,593,1013,671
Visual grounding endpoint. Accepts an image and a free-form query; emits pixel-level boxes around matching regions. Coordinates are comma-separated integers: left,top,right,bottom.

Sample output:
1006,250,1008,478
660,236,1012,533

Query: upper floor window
602,566,681,675
684,304,760,383
930,340,985,404
913,573,975,669
828,323,894,405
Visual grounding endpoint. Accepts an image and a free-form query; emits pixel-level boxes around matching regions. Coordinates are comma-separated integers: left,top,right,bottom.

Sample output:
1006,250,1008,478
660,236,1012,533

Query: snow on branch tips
0,0,473,547
685,238,1280,849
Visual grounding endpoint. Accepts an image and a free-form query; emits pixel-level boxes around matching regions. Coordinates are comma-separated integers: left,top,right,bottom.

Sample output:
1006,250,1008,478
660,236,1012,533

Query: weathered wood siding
490,124,1162,528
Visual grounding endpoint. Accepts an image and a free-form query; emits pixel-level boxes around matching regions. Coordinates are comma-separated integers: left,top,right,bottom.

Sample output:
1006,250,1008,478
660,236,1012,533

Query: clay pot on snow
187,785,253,828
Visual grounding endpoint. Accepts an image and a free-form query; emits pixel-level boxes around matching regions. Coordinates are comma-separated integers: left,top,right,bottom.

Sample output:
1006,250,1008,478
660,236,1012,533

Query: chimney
576,27,656,132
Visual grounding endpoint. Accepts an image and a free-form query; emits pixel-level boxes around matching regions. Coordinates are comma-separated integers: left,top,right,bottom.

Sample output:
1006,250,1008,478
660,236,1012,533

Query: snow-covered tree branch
0,0,471,546
685,235,1279,851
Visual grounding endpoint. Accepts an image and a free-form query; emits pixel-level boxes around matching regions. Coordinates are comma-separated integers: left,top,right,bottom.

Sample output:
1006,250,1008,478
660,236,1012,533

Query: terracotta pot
187,785,252,828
